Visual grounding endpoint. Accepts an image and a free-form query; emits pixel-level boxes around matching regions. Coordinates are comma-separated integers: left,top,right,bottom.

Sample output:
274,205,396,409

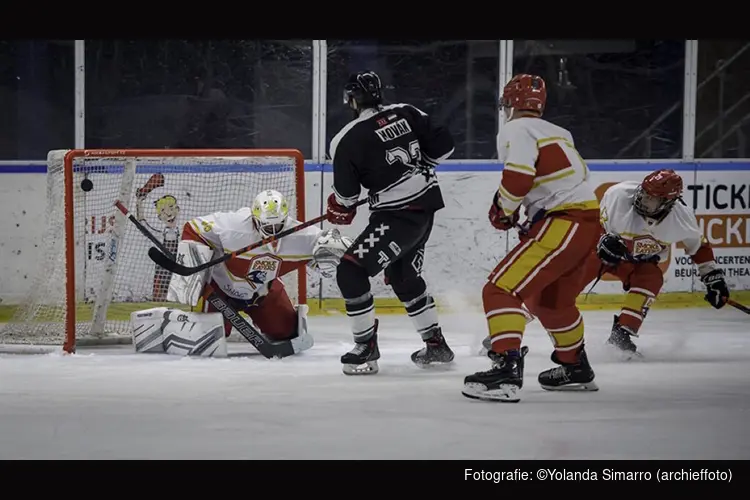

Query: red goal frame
62,148,307,353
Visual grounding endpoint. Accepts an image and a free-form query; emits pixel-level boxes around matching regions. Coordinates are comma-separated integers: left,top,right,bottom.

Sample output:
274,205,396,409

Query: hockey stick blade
149,197,369,276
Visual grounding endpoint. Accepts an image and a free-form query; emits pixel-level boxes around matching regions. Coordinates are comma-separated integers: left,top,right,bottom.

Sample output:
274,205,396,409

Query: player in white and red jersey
161,189,352,355
462,74,601,402
581,169,729,355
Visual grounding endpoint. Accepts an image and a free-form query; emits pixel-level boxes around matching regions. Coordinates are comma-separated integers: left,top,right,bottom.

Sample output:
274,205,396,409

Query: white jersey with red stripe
599,181,716,271
495,116,598,222
182,207,321,300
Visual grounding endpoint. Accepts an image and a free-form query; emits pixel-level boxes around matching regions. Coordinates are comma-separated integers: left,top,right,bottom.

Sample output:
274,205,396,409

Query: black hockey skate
411,327,455,368
462,346,529,403
607,315,641,358
538,347,599,392
341,320,380,375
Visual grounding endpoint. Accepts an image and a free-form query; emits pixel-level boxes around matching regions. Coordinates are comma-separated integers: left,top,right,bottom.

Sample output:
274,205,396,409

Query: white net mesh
0,149,305,350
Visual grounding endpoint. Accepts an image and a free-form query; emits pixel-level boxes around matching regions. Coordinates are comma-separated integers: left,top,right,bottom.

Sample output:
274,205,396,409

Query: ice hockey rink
1,306,748,460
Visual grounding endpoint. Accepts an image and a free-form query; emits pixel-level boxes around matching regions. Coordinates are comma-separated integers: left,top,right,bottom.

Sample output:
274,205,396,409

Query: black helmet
343,70,382,109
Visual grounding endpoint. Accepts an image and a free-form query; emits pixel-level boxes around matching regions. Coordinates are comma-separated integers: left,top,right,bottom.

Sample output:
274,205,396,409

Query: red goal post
1,148,307,354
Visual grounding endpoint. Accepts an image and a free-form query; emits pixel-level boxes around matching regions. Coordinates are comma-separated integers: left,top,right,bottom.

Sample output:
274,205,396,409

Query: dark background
1,39,748,161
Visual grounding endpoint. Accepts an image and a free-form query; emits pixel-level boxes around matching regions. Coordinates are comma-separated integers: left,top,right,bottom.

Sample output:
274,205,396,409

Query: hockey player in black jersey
326,70,456,375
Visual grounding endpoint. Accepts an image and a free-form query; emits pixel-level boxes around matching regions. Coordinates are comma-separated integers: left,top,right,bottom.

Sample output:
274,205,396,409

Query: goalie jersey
179,208,321,300
599,181,716,272
329,103,455,212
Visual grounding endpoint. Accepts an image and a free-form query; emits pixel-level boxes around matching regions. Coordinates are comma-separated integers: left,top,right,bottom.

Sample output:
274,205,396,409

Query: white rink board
0,161,748,305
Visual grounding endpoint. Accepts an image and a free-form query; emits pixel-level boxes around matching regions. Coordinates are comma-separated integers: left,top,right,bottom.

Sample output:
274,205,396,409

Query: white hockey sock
345,292,376,343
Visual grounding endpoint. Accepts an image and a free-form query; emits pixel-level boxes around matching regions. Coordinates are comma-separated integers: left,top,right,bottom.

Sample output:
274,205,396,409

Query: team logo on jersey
631,235,664,256
245,254,282,290
375,118,412,142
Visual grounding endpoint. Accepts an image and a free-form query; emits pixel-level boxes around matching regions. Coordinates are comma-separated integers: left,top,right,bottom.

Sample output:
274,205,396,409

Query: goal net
0,149,306,353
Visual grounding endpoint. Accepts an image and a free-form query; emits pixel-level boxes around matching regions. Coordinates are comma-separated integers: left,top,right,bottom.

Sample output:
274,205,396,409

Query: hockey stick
204,292,295,359
114,200,174,257
116,200,298,358
727,299,750,315
148,197,369,276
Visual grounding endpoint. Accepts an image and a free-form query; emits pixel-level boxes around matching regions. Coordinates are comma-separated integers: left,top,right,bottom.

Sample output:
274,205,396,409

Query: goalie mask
251,189,289,237
633,169,683,221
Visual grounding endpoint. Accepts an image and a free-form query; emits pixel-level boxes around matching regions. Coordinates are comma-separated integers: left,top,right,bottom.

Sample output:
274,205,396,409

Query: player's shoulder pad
205,207,252,233
666,198,699,228
505,117,536,137
606,180,638,200
385,102,428,117
498,118,534,146
329,110,376,161
600,181,635,211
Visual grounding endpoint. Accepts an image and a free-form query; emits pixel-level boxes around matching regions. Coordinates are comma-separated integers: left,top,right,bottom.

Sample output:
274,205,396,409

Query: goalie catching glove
310,228,353,278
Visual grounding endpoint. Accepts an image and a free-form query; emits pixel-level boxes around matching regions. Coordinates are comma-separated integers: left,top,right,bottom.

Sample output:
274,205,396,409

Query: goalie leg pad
167,240,214,306
290,304,314,354
247,278,298,341
130,307,228,358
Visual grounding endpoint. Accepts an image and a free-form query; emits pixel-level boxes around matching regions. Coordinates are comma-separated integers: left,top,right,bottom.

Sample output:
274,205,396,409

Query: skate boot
607,315,640,357
462,346,528,403
341,319,380,375
411,327,455,367
538,346,599,392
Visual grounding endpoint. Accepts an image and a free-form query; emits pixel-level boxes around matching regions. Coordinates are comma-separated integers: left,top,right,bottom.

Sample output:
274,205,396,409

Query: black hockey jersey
329,103,455,212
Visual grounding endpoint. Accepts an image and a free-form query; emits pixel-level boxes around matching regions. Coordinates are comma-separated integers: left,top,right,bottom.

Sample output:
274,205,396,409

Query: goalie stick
148,197,369,276
114,200,299,359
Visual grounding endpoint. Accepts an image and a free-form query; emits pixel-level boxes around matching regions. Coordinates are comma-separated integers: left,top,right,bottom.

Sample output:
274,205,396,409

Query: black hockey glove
596,233,629,266
701,269,729,309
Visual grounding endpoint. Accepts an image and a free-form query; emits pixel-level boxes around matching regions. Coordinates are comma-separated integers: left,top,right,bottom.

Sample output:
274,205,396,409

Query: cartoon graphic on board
135,173,181,301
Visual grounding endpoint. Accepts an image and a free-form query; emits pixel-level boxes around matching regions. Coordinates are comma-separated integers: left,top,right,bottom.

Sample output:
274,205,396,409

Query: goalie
133,188,352,358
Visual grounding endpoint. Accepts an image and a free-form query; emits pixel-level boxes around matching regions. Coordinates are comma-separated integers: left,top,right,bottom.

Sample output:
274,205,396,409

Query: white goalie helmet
251,189,290,237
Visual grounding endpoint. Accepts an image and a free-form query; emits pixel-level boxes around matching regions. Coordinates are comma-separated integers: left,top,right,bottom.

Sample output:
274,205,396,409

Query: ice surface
1,308,749,459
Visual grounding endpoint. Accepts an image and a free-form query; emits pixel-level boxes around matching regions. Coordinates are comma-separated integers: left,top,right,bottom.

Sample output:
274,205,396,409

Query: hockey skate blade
461,383,521,403
609,346,644,361
413,360,454,371
539,381,599,392
342,360,379,375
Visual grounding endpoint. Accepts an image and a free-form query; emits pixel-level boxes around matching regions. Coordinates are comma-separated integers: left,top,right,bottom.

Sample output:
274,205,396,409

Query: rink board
0,160,748,314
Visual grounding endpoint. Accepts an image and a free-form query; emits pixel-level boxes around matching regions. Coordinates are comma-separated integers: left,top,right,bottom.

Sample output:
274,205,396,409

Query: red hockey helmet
501,74,547,116
634,169,684,219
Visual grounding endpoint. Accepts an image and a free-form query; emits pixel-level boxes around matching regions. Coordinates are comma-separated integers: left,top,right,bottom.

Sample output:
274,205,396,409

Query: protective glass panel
695,40,750,159
0,40,74,160
85,40,313,158
512,40,685,159
326,40,500,159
